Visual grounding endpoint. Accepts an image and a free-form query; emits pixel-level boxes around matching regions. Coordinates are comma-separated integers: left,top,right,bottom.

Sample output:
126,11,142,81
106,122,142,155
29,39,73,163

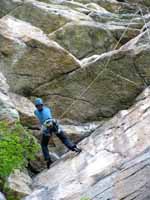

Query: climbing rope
139,7,150,40
59,8,148,120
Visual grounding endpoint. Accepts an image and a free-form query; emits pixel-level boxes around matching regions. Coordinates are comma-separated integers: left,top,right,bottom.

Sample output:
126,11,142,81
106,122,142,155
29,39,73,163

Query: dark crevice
31,67,80,94
104,148,126,158
7,72,33,77
27,162,40,177
123,121,140,133
0,51,10,57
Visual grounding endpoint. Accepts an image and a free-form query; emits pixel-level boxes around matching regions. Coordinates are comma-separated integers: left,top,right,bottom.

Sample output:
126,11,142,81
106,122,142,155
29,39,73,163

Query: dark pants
41,129,76,161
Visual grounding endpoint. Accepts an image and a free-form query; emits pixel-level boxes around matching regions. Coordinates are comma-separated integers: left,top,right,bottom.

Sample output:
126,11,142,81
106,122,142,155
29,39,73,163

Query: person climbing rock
34,98,82,169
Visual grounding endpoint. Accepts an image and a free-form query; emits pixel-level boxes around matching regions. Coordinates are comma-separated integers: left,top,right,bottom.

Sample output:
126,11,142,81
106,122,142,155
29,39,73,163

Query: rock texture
0,0,150,122
24,87,150,200
9,92,38,126
0,0,150,199
34,29,150,121
0,72,19,121
49,21,139,59
0,0,23,18
8,170,32,198
11,0,92,33
0,15,80,94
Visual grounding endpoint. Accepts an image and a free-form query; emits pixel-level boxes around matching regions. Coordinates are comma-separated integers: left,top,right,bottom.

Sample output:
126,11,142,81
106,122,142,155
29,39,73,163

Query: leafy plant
0,121,40,179
80,198,91,200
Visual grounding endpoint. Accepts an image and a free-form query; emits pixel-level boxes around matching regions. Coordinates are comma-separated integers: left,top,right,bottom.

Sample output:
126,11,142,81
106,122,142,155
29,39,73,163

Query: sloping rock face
24,87,150,200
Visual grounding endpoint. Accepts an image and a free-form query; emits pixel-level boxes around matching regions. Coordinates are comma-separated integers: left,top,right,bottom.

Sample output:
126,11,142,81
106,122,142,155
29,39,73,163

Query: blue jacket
34,106,52,125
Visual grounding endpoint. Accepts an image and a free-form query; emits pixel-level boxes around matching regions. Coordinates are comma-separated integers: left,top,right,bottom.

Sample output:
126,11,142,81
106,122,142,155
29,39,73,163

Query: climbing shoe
73,147,82,154
46,158,52,169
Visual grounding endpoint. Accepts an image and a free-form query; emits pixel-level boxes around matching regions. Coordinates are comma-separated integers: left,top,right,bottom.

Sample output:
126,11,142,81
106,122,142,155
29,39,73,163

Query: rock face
0,0,23,18
34,29,150,121
9,92,38,126
0,15,80,94
11,0,92,33
8,170,33,198
49,21,139,59
0,0,150,122
0,72,19,121
0,0,150,200
24,87,150,200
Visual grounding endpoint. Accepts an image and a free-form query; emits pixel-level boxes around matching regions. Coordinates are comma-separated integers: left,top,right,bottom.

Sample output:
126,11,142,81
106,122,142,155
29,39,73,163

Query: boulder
24,86,150,200
73,0,141,14
33,29,150,122
49,20,139,59
7,170,32,198
0,15,81,95
10,0,92,33
0,0,23,18
89,10,150,30
9,93,38,126
43,0,91,15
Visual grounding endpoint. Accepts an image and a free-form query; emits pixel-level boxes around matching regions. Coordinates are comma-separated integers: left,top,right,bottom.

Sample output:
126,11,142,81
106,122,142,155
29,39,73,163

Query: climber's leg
41,134,51,160
55,127,82,153
41,134,52,168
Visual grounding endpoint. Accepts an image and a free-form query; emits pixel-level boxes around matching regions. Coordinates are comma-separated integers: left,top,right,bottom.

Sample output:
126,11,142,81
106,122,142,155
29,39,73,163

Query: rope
139,7,150,39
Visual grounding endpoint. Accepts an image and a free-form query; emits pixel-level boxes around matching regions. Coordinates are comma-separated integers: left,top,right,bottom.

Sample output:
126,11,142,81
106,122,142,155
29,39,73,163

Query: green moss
0,121,40,179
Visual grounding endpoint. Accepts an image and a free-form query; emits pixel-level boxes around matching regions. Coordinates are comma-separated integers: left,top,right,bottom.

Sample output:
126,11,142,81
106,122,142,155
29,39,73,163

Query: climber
34,98,82,169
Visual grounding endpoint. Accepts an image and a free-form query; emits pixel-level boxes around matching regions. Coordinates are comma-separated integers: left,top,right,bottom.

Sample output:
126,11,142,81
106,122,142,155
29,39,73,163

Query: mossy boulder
0,0,23,18
33,29,150,122
49,20,139,59
0,15,80,94
10,0,92,34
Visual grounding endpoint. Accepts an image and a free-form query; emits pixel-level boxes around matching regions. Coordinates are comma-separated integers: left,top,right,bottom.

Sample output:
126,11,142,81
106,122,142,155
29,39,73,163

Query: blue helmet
35,98,43,106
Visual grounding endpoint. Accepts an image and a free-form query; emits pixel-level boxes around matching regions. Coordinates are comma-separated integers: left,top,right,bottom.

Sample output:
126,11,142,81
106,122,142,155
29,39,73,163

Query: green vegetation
80,198,91,200
0,121,40,179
